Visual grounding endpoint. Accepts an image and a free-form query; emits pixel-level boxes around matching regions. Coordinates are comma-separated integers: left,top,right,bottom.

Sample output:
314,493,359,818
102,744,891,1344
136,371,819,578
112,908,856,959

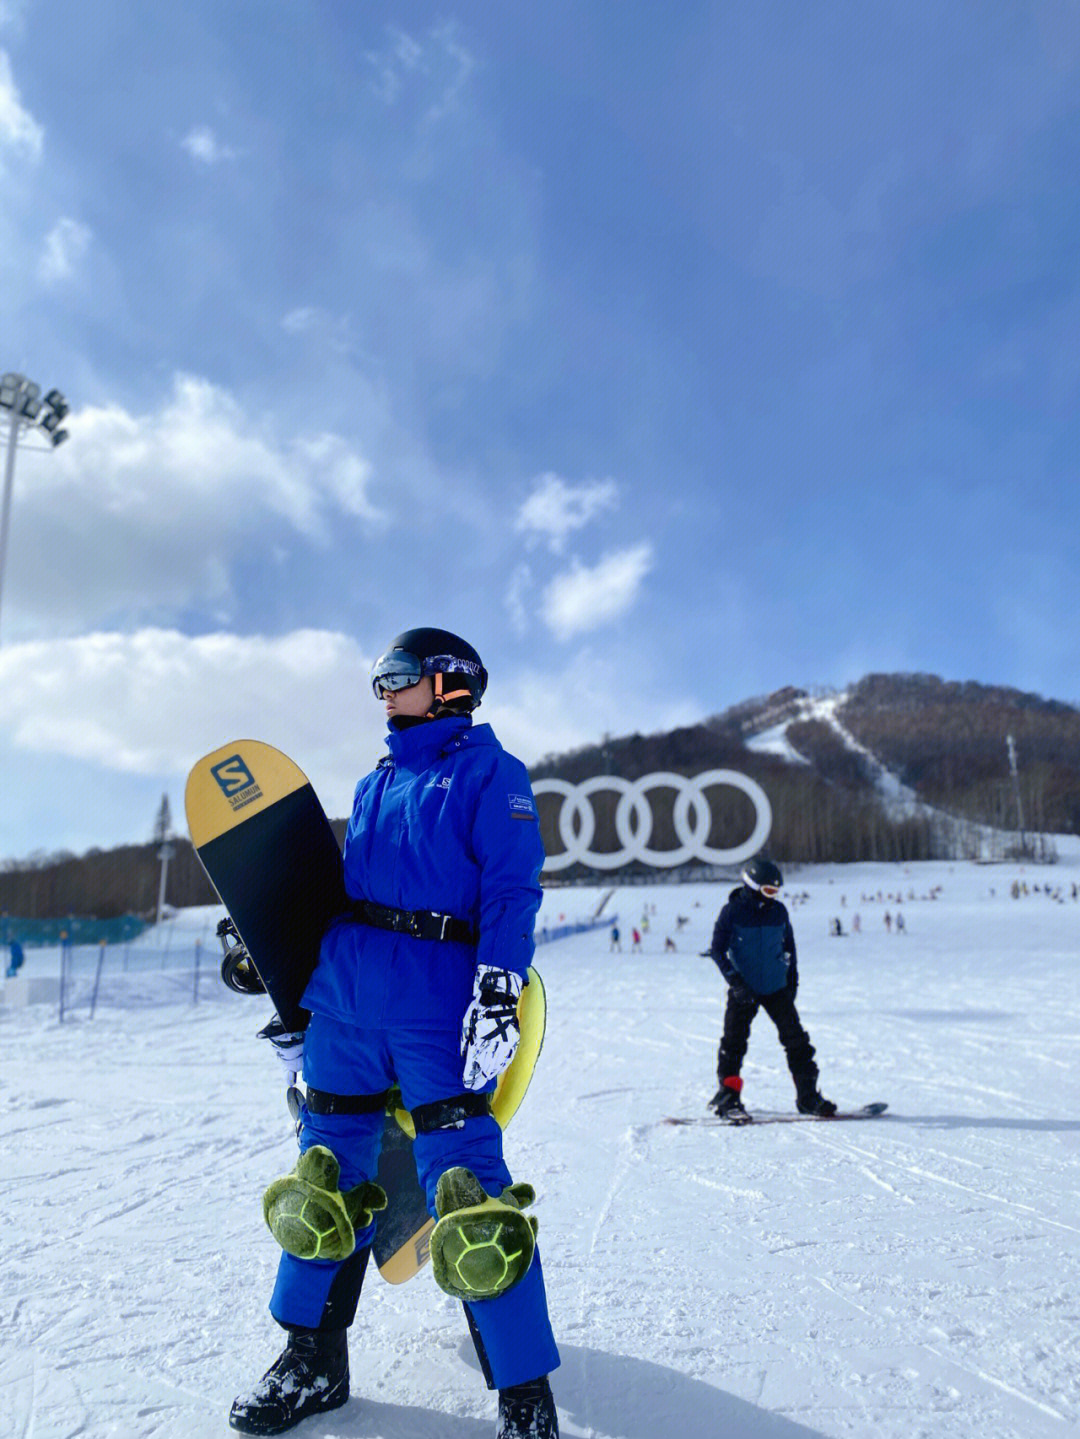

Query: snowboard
664,1102,888,1128
186,738,546,1285
186,740,345,1031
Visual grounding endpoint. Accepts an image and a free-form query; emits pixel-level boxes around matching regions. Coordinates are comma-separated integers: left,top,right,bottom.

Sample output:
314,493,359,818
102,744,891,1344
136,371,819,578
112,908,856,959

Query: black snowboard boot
497,1375,559,1438
795,1088,837,1117
229,1327,349,1435
708,1075,748,1120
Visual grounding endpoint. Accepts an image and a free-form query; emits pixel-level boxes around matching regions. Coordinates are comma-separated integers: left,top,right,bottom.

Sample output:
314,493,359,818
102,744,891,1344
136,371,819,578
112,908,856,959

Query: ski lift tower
1006,734,1027,857
154,794,175,927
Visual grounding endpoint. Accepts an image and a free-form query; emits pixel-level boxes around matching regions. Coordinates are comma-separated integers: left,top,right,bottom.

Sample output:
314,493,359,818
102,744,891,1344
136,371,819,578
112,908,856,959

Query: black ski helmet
741,853,783,893
371,627,488,712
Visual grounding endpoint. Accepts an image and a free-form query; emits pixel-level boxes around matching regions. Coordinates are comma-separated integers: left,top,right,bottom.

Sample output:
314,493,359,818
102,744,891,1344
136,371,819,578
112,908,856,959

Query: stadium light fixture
0,372,71,643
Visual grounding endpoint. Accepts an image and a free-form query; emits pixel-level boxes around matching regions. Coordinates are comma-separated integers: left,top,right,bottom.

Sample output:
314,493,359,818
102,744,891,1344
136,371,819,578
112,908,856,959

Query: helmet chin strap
424,672,473,718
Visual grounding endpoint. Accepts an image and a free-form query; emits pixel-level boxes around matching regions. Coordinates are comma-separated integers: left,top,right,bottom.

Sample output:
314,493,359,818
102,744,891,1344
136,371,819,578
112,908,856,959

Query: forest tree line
2,672,1077,915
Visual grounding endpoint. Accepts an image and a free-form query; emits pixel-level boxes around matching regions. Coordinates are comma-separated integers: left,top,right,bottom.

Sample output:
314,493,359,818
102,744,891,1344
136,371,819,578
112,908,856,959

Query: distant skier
609,925,621,952
707,854,835,1120
230,628,559,1438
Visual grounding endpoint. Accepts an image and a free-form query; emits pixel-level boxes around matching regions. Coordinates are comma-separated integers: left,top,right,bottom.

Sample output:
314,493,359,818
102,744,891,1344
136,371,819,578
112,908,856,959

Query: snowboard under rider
230,628,559,1438
707,854,835,1120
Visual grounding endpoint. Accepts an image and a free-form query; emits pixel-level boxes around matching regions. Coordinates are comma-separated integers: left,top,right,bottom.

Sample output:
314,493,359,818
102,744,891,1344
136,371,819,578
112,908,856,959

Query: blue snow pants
269,1011,560,1391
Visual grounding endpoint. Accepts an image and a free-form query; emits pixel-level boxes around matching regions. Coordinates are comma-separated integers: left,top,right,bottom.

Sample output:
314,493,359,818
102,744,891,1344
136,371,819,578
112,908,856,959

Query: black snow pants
717,987,819,1096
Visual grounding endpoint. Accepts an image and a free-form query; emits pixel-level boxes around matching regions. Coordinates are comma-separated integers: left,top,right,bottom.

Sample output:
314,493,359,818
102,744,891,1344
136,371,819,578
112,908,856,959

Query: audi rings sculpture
532,770,772,871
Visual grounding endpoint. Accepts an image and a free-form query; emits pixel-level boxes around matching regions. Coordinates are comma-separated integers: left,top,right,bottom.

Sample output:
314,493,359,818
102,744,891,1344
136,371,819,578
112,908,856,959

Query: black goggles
371,650,424,697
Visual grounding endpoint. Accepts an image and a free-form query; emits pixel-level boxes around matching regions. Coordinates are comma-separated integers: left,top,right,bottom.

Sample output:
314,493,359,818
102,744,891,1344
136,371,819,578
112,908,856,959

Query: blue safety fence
55,939,226,1020
11,911,619,1021
534,914,617,945
0,914,148,948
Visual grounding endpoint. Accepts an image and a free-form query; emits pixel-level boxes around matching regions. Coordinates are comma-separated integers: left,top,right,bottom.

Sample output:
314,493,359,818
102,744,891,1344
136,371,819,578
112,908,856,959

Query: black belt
347,899,478,945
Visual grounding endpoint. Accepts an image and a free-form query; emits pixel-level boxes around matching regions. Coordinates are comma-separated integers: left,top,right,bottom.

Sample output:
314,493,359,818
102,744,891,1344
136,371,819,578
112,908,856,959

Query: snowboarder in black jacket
708,855,835,1119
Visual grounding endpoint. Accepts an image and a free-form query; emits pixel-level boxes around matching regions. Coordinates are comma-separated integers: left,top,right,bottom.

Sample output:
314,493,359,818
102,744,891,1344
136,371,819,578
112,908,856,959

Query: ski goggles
370,649,484,699
370,650,425,697
743,874,782,898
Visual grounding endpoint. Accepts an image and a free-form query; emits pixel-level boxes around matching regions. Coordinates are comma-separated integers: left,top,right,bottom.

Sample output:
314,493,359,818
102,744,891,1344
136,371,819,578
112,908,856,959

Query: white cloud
424,22,476,123
365,27,425,105
0,48,42,162
0,629,383,822
282,307,319,333
0,2,31,28
0,629,703,841
484,647,701,766
38,217,91,282
363,23,475,119
281,306,355,354
515,473,619,553
5,373,384,633
541,544,654,641
180,125,241,164
505,562,532,636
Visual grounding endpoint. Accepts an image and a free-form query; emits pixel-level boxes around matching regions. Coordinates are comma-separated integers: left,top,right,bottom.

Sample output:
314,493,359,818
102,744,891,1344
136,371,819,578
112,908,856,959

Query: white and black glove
257,1015,306,1078
461,965,524,1091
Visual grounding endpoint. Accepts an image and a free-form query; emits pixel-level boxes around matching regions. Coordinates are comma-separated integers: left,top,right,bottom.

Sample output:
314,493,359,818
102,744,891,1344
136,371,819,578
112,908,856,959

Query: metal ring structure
532,769,772,871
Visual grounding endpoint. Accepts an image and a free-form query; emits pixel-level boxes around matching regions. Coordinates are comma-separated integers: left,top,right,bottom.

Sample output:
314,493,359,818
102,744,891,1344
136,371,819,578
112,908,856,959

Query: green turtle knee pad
429,1166,538,1301
263,1145,387,1261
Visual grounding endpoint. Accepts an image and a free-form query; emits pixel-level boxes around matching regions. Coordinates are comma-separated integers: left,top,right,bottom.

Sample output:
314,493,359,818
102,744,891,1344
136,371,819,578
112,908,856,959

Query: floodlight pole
0,406,20,644
0,372,70,644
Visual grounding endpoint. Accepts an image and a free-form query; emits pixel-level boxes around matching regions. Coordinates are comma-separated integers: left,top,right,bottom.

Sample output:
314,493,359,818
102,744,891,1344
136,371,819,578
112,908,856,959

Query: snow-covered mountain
745,689,923,813
530,673,1080,865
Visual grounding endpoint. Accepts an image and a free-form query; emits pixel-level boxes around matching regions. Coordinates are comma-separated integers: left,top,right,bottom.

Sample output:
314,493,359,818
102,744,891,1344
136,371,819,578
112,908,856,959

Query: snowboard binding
263,1146,387,1261
429,1166,538,1301
217,917,266,996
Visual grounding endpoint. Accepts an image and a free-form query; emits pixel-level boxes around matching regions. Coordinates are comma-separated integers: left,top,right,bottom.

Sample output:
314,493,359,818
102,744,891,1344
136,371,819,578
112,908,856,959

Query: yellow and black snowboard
185,739,546,1285
186,740,345,1030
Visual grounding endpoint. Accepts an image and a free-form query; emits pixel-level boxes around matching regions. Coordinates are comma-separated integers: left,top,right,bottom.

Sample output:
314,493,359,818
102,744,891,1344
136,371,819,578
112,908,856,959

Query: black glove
787,963,799,997
727,977,756,1005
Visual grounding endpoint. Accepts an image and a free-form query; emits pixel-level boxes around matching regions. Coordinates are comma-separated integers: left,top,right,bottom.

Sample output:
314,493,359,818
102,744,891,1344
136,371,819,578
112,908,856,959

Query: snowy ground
3,851,1079,1439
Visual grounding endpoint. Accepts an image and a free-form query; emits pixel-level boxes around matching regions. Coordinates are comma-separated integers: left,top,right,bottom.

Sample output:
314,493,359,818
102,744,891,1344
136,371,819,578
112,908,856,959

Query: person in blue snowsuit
707,854,835,1121
231,629,559,1439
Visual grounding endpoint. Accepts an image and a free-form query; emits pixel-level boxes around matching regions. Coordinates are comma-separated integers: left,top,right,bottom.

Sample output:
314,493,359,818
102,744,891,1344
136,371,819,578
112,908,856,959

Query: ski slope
3,852,1079,1439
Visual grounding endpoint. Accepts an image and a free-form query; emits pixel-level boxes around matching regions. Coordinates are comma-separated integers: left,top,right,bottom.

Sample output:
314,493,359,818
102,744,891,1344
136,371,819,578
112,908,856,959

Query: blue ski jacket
710,885,797,997
302,714,545,1030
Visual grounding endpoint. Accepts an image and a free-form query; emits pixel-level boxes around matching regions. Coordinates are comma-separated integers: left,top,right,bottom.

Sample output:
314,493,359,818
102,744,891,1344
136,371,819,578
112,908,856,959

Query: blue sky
0,0,1078,859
